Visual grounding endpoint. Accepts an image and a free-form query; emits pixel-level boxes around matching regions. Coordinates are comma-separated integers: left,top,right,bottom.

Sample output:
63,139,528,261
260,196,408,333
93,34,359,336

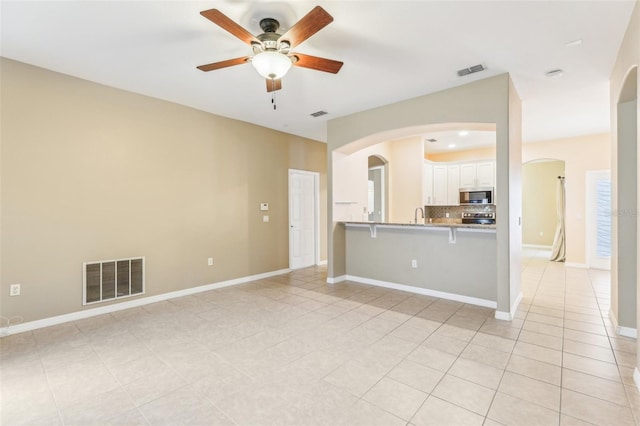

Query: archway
522,159,566,255
613,66,638,335
367,155,388,222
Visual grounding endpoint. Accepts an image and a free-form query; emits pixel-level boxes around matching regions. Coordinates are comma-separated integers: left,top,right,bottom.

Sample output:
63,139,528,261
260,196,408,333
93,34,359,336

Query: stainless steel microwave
459,187,494,205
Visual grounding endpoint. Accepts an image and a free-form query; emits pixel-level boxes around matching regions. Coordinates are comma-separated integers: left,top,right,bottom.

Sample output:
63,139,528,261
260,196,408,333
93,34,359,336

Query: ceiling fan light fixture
251,51,292,79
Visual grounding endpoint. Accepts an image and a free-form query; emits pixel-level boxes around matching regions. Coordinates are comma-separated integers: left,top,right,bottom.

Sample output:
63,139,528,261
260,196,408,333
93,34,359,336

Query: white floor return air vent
83,257,145,305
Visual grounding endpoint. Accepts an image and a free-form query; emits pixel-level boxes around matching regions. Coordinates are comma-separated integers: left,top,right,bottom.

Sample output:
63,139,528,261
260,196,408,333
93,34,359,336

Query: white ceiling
1,1,635,144
423,130,496,154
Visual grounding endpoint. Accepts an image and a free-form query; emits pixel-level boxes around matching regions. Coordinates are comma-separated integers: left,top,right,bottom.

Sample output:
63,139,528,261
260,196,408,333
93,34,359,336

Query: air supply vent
457,64,486,77
83,257,145,305
310,110,328,118
425,138,438,143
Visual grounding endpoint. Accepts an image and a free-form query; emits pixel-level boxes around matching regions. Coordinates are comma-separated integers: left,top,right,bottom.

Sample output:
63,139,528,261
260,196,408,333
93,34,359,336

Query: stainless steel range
461,211,496,225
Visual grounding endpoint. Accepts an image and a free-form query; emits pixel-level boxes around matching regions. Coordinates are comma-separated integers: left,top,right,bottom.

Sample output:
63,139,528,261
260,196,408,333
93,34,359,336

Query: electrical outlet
263,215,269,222
9,284,21,296
207,258,214,266
411,259,418,268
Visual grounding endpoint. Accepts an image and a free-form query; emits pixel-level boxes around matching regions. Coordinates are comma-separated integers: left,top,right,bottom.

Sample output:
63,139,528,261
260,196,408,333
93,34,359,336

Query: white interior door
289,170,318,270
586,170,611,269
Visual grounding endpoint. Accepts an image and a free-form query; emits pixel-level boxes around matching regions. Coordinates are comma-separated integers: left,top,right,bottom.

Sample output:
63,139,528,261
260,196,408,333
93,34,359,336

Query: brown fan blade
292,53,343,74
266,79,282,92
200,9,260,45
197,56,250,72
279,6,333,48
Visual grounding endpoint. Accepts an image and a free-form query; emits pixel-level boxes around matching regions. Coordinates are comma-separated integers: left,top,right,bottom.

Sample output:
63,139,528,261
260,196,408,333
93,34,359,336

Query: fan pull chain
271,79,277,110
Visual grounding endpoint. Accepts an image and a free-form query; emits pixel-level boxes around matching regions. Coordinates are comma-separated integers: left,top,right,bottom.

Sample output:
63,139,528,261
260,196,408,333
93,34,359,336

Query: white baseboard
494,311,512,321
634,368,640,393
316,260,328,266
609,309,638,338
494,291,523,321
345,275,497,309
522,244,552,249
0,268,291,337
618,326,637,339
564,262,588,269
326,275,346,284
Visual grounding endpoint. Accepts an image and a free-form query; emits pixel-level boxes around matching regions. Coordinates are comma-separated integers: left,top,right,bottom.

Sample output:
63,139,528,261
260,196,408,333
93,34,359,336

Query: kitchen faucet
414,207,424,224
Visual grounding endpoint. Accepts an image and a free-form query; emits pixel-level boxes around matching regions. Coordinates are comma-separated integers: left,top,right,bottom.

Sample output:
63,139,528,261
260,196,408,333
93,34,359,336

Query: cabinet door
476,161,495,187
447,165,460,205
459,163,477,188
423,163,434,205
432,165,447,205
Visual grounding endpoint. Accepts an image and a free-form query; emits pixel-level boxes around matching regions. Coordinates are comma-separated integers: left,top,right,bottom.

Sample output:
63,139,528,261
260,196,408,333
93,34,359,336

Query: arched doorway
367,155,388,222
522,159,566,255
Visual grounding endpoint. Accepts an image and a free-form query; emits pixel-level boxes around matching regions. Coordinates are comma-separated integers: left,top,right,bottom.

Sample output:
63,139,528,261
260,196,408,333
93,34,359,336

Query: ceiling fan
197,6,344,94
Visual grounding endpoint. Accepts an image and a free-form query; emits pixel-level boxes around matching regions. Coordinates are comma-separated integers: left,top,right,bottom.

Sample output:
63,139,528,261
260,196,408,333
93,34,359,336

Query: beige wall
0,58,327,324
522,134,610,264
522,161,565,246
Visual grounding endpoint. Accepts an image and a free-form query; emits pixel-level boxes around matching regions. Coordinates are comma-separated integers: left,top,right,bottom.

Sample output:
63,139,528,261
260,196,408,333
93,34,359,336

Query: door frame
368,165,386,222
288,169,320,269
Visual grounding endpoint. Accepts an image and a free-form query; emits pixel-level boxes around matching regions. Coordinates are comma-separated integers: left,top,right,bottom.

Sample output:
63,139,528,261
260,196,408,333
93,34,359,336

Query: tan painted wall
388,137,424,223
0,58,327,324
522,161,565,246
522,134,611,264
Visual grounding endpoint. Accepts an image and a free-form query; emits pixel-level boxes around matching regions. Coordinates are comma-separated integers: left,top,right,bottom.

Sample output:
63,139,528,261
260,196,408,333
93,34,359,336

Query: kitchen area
328,74,522,320
334,127,500,309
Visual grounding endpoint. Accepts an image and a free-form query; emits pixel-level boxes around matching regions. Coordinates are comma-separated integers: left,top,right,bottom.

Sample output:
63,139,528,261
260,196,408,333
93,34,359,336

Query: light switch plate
263,215,269,222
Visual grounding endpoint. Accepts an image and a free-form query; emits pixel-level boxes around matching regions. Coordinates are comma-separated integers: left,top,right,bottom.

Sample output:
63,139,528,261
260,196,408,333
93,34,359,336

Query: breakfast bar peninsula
340,221,497,308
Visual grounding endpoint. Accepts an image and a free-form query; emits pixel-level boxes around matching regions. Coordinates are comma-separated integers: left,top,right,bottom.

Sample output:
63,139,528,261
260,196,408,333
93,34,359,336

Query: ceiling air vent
425,138,438,143
457,64,486,77
310,110,328,118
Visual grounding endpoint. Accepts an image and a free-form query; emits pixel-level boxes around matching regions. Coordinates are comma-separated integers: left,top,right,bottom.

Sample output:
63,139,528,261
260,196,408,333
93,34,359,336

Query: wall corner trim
495,291,523,321
327,275,346,284
0,268,291,337
634,368,640,394
494,311,513,321
609,309,638,338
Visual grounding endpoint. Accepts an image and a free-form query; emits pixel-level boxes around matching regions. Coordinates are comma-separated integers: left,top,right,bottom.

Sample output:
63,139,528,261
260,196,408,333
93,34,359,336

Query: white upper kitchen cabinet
423,162,434,205
476,161,495,187
447,165,460,205
459,163,477,188
459,161,495,188
432,165,447,205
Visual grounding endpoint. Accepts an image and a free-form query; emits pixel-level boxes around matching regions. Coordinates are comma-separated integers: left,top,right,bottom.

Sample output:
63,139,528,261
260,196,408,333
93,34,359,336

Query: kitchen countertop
341,221,496,230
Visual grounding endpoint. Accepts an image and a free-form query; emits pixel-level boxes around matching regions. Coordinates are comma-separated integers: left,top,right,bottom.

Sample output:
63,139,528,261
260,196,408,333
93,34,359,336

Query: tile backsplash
425,205,496,219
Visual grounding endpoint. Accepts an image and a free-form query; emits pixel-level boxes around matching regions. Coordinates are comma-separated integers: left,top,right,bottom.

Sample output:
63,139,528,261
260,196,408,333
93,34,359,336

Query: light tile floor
1,248,639,425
